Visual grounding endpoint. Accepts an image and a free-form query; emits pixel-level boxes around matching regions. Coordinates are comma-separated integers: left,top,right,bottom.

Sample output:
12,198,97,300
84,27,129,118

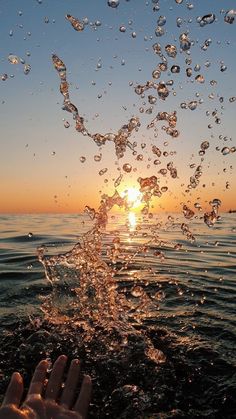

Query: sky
0,0,235,213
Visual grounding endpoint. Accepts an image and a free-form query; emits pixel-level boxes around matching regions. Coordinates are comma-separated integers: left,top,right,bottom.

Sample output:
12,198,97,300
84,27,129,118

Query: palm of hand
0,356,91,419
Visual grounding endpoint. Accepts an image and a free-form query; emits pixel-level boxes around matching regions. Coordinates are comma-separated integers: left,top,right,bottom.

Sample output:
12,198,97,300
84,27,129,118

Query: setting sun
122,187,142,209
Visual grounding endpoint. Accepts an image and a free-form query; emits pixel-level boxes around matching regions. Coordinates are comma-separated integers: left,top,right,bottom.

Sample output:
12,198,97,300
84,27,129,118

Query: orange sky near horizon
0,0,235,215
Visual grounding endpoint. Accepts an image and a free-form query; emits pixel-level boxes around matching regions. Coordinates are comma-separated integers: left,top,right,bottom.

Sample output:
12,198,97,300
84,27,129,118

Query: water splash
52,54,140,159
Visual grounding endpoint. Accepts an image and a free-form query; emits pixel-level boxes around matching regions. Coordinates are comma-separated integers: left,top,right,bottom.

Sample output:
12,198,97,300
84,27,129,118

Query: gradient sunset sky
0,0,235,213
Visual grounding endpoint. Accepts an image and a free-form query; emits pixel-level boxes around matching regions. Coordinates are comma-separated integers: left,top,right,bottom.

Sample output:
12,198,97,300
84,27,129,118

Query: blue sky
0,0,235,212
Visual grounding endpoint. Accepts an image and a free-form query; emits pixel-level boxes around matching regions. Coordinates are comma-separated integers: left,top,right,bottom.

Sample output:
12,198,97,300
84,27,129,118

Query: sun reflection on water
128,211,136,230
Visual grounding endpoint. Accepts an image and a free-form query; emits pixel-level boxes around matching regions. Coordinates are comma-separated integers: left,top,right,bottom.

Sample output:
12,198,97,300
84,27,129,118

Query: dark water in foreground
0,213,235,418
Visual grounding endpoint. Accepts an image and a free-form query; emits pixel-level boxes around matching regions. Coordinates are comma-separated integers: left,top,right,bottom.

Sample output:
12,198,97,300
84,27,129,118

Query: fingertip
84,374,91,382
12,372,23,383
36,359,49,373
38,359,49,367
82,375,92,391
58,354,67,362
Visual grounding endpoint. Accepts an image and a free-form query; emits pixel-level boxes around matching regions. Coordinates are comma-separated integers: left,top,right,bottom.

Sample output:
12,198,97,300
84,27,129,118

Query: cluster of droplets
188,164,203,190
181,222,195,242
134,80,170,101
147,111,179,138
204,199,221,227
4,53,31,78
137,176,168,215
52,54,88,135
52,54,140,159
183,205,195,220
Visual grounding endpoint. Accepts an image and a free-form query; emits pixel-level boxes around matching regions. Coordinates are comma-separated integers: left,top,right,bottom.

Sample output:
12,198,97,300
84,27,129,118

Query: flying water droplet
176,17,183,27
220,64,227,72
8,54,19,64
224,10,235,24
157,82,169,100
179,33,191,51
221,147,230,156
157,16,166,26
183,205,195,219
201,141,209,150
65,14,85,31
171,65,180,74
148,95,157,104
99,168,108,176
165,44,177,58
199,14,216,26
123,163,132,173
152,69,161,79
188,101,198,110
186,68,192,77
24,64,31,75
107,0,120,8
195,74,205,83
119,25,126,32
155,26,165,37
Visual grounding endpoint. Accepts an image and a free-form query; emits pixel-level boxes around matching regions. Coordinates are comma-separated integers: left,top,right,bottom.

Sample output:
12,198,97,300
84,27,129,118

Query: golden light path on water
128,211,137,230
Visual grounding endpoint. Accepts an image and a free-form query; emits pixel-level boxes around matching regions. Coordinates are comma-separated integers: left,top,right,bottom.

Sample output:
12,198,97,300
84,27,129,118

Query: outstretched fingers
2,372,23,407
60,359,80,408
27,359,48,397
74,375,92,418
45,355,67,400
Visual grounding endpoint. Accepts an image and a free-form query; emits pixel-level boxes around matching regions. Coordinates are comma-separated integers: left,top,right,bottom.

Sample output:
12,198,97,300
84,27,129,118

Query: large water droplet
24,64,31,75
199,14,216,26
221,147,230,155
157,16,166,26
123,163,132,173
171,65,180,74
107,0,120,8
165,44,177,58
155,26,165,37
224,10,235,24
188,101,198,110
8,54,19,64
65,14,85,31
179,33,191,51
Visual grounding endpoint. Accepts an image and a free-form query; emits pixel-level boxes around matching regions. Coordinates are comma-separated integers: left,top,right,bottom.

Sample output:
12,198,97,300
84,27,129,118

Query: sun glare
124,187,142,209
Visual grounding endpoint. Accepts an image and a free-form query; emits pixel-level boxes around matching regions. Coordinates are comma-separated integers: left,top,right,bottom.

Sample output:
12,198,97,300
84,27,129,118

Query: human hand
0,355,92,419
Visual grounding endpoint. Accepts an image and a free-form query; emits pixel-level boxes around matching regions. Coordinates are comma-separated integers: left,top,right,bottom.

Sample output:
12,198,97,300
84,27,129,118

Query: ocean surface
0,213,235,418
